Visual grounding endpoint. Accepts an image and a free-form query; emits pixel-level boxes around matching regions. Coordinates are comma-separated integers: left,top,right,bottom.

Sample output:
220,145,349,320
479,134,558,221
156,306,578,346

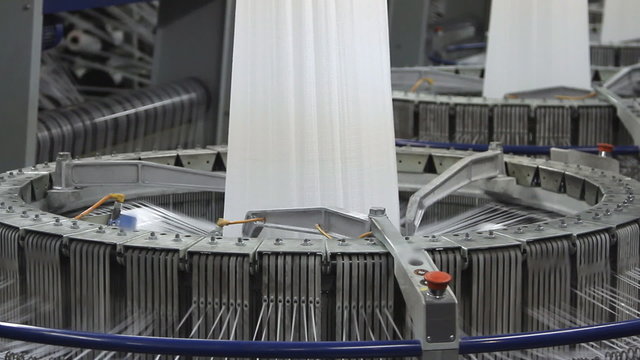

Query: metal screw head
593,212,601,219
209,236,219,244
20,210,28,218
173,234,182,242
23,3,32,10
560,219,567,228
369,207,386,216
17,169,23,174
274,238,283,245
236,237,245,246
148,232,158,240
464,232,471,240
70,220,79,229
302,238,312,246
515,227,524,234
6,205,14,213
8,172,14,177
0,202,5,209
96,226,105,234
575,215,583,223
54,217,62,225
32,214,40,221
449,335,455,341
430,235,438,242
605,208,612,216
535,224,544,231
338,238,349,246
488,230,495,238
117,229,127,236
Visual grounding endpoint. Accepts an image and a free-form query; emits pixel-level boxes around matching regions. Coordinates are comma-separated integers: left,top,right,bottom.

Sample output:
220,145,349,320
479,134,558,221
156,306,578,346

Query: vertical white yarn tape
483,0,591,98
224,0,400,237
601,0,640,43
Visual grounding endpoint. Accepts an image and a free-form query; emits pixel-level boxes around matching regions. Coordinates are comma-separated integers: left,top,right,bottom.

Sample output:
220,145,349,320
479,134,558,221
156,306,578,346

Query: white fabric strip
224,0,400,236
483,0,591,98
601,0,640,43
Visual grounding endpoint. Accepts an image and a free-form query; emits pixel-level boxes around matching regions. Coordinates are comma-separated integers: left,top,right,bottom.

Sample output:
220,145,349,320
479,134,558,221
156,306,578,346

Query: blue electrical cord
460,318,640,354
3,318,640,356
0,322,422,358
445,42,487,52
396,138,640,156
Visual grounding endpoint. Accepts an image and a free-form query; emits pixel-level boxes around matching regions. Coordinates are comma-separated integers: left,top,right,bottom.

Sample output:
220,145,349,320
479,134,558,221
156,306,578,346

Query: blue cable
445,42,487,52
3,318,640,356
460,318,640,354
396,139,640,156
0,322,422,358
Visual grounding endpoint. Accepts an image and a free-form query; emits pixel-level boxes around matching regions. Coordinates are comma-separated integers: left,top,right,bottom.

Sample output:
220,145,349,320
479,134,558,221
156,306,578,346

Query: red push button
424,271,452,292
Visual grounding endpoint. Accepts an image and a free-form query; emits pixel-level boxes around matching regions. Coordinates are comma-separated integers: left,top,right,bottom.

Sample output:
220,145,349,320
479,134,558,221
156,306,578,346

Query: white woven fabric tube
601,0,640,43
224,0,400,236
483,0,591,98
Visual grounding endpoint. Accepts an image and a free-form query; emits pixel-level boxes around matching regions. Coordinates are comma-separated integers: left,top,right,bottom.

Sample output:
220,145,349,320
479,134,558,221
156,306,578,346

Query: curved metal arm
242,207,370,238
405,149,504,235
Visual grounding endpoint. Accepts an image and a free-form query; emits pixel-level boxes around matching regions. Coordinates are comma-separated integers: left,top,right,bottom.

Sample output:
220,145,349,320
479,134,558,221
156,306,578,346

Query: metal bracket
47,152,225,213
241,207,370,238
595,86,640,145
369,208,458,359
405,145,505,235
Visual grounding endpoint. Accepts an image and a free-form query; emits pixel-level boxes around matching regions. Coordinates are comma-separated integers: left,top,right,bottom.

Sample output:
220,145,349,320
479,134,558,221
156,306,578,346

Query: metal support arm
242,207,370,238
47,153,225,213
405,148,505,235
595,86,640,145
369,208,458,359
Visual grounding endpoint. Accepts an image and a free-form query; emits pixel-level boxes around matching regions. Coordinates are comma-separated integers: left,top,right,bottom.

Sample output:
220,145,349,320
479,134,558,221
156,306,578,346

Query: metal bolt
604,208,612,216
449,335,455,341
17,169,23,174
616,203,623,211
23,3,31,10
369,207,386,216
560,219,567,228
488,230,495,238
593,212,601,220
629,195,635,203
32,214,40,221
6,205,14,213
302,238,312,246
430,235,438,242
118,229,127,236
426,336,432,342
71,220,79,229
623,199,629,207
31,165,37,170
575,215,583,223
173,234,182,242
20,210,28,218
96,226,105,234
464,232,471,240
236,237,245,246
54,217,62,226
274,238,284,245
0,202,5,209
209,236,218,244
338,238,348,246
367,237,376,244
515,227,524,234
148,232,158,240
535,224,544,231
8,172,14,177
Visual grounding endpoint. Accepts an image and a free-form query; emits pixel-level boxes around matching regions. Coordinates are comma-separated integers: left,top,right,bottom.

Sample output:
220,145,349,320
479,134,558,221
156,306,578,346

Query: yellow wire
216,217,265,227
409,77,435,92
74,193,126,220
554,92,597,100
315,224,333,240
358,231,373,238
